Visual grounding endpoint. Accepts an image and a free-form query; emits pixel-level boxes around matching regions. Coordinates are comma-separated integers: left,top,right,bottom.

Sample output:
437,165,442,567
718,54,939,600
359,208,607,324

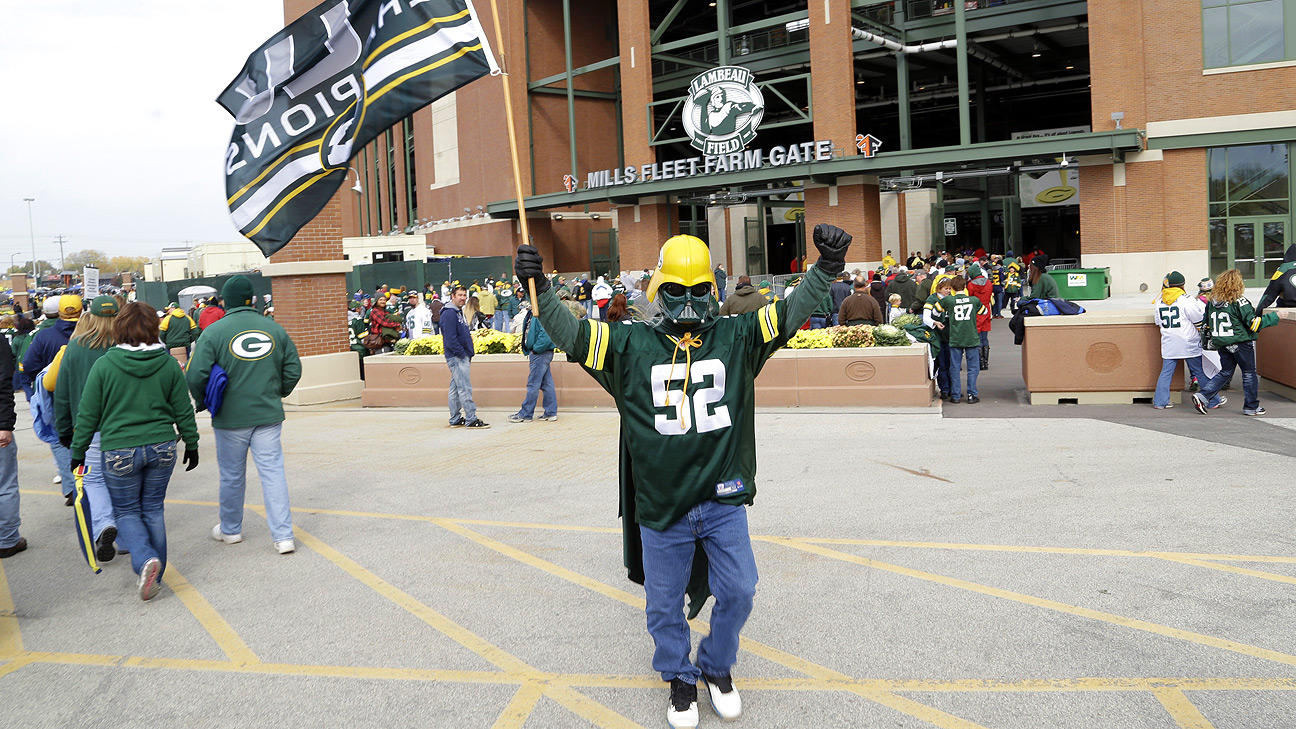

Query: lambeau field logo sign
681,66,765,155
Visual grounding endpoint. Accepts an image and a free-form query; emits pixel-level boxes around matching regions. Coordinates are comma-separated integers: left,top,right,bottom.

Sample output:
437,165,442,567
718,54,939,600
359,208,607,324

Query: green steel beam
652,52,713,69
716,0,730,65
528,57,620,89
651,0,692,45
1147,127,1296,150
955,0,971,146
530,86,618,100
654,31,720,54
486,130,1145,216
563,0,577,178
524,0,536,194
729,10,808,35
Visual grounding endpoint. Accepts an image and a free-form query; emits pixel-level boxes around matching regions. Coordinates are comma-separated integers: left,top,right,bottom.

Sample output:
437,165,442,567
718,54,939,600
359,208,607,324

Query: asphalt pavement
1,389,1294,728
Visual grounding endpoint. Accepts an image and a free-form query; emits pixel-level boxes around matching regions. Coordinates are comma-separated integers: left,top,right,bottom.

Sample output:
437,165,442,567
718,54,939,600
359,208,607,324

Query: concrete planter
1258,308,1296,399
360,343,934,408
1022,310,1183,404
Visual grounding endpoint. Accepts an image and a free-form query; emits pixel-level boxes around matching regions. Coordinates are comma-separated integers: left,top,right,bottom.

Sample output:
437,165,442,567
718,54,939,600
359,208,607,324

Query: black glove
812,223,853,275
59,434,72,449
69,457,85,473
514,245,551,295
183,449,199,472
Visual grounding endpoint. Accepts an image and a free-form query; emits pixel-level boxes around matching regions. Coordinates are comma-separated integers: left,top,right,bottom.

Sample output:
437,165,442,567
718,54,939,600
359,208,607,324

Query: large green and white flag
219,0,499,255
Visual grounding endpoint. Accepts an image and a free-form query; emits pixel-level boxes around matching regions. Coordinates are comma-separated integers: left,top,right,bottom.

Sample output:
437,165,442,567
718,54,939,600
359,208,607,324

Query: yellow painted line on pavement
289,524,536,676
548,685,646,729
436,519,990,729
490,682,547,729
0,654,33,678
0,558,21,657
769,538,1296,669
163,566,259,665
1153,688,1217,729
1153,555,1296,586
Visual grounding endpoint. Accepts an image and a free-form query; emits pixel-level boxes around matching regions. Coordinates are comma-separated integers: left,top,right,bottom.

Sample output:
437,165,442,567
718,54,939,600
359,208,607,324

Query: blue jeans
809,315,828,329
83,433,117,542
517,351,556,419
50,442,75,497
492,311,508,331
214,423,293,542
1155,356,1206,408
103,441,178,576
0,438,20,549
935,342,952,395
447,356,477,422
949,346,981,398
992,289,1004,317
1201,341,1260,412
639,500,758,683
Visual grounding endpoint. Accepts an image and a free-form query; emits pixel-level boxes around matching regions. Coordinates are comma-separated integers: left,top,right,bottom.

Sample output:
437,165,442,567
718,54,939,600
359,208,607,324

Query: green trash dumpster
1045,268,1110,300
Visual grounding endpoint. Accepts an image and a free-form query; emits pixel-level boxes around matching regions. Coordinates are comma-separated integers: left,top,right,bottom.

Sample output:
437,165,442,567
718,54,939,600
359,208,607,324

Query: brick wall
804,183,882,264
809,0,856,156
1079,149,1209,256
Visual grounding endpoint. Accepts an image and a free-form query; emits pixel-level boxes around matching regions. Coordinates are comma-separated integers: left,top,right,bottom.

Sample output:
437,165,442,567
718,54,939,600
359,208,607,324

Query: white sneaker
703,674,742,720
211,524,243,545
275,539,296,554
667,679,699,729
137,558,162,601
53,474,62,485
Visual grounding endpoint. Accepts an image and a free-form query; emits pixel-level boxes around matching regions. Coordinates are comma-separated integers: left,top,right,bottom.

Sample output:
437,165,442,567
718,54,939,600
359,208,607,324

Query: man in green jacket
159,303,198,357
186,276,302,555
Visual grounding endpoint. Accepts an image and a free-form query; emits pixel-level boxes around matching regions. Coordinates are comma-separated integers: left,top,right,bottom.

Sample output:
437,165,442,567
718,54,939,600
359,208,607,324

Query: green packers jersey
935,292,984,348
1206,296,1274,347
538,265,832,530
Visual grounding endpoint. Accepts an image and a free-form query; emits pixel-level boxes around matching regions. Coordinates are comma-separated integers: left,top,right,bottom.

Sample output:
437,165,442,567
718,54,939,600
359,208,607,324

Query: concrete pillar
706,206,730,273
809,0,856,157
618,197,674,271
617,0,655,168
10,275,29,315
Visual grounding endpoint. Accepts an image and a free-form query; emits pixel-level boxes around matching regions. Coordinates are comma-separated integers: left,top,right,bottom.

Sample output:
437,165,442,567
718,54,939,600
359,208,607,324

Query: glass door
1228,217,1286,286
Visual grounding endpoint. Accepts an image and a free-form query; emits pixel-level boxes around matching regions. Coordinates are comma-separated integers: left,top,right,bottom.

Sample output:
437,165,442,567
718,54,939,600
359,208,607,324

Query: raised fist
514,244,551,294
812,224,852,275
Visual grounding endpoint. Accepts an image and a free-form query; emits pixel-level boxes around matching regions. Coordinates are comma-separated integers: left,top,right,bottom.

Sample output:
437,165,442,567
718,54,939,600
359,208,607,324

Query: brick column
618,199,675,271
10,274,29,314
804,180,883,266
809,0,855,155
265,197,350,358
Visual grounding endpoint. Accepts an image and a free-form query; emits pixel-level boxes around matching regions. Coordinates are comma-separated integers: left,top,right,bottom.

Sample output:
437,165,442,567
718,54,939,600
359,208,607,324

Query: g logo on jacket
230,330,275,360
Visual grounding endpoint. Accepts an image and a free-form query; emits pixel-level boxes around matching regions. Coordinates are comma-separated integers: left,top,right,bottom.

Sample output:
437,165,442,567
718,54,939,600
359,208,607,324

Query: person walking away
1192,269,1279,416
23,294,82,498
509,307,558,423
883,268,919,314
605,293,632,323
829,272,853,325
405,292,434,339
713,264,727,302
869,272,888,311
197,296,225,334
934,276,985,403
965,264,994,370
10,317,35,401
497,284,520,332
69,302,199,601
428,293,444,335
515,224,856,728
477,285,499,331
186,276,302,553
441,286,488,428
52,296,123,563
718,277,766,315
1027,255,1059,300
838,278,884,326
0,331,23,560
593,276,614,320
1152,272,1207,410
159,302,198,365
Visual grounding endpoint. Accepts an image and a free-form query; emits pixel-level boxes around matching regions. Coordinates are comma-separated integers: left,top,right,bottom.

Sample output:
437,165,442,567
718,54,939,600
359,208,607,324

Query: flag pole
484,0,539,313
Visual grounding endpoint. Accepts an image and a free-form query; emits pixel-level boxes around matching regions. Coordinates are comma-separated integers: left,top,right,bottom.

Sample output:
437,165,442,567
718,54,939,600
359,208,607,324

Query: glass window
404,117,417,224
1202,0,1285,68
386,128,398,231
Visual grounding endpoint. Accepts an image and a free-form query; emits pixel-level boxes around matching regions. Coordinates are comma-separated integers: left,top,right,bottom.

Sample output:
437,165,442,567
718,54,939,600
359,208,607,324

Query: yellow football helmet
646,235,717,302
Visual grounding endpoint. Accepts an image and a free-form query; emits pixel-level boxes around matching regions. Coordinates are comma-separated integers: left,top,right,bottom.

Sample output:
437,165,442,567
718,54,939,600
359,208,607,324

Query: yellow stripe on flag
363,9,472,67
368,45,483,104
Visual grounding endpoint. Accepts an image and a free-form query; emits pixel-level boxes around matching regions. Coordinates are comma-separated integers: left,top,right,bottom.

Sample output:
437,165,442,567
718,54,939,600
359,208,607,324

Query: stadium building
292,0,1296,298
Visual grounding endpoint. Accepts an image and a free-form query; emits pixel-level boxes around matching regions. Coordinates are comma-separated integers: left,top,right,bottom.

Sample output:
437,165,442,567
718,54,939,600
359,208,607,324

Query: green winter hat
222,274,255,308
967,264,983,279
1163,271,1185,288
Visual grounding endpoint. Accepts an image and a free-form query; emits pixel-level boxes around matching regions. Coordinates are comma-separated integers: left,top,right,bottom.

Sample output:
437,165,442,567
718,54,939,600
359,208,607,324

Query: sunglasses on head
661,282,712,297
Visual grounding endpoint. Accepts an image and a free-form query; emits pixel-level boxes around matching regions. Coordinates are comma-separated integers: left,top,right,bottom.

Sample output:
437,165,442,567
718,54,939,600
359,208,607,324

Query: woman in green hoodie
70,302,199,601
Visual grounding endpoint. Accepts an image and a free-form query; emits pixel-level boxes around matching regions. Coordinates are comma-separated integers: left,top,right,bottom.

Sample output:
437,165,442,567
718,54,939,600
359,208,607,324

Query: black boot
980,345,989,370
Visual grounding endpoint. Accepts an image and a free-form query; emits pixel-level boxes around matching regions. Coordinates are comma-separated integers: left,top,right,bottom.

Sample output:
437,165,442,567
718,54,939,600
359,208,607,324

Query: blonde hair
71,310,116,350
888,293,902,305
1211,269,1245,304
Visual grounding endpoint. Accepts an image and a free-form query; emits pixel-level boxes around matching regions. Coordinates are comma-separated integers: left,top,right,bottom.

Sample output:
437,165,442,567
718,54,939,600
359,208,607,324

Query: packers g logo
230,331,275,360
681,66,764,156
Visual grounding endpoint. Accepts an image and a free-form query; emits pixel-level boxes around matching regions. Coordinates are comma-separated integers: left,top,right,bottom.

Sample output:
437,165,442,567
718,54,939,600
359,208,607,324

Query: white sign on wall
1020,167,1080,208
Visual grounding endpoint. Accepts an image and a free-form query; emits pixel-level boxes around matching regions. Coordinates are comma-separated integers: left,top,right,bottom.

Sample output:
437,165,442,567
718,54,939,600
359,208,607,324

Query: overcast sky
0,1,285,263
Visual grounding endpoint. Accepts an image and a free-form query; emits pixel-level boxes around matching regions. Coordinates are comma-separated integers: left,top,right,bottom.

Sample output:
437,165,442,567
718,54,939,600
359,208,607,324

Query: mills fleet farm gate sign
567,65,845,194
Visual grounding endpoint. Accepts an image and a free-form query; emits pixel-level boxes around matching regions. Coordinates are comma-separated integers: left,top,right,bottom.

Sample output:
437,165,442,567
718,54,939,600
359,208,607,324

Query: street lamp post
22,198,36,283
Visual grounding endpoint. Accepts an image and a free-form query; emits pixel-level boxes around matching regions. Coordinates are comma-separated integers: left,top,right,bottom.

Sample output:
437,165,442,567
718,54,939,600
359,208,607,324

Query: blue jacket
441,302,473,360
22,319,76,387
521,312,553,354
